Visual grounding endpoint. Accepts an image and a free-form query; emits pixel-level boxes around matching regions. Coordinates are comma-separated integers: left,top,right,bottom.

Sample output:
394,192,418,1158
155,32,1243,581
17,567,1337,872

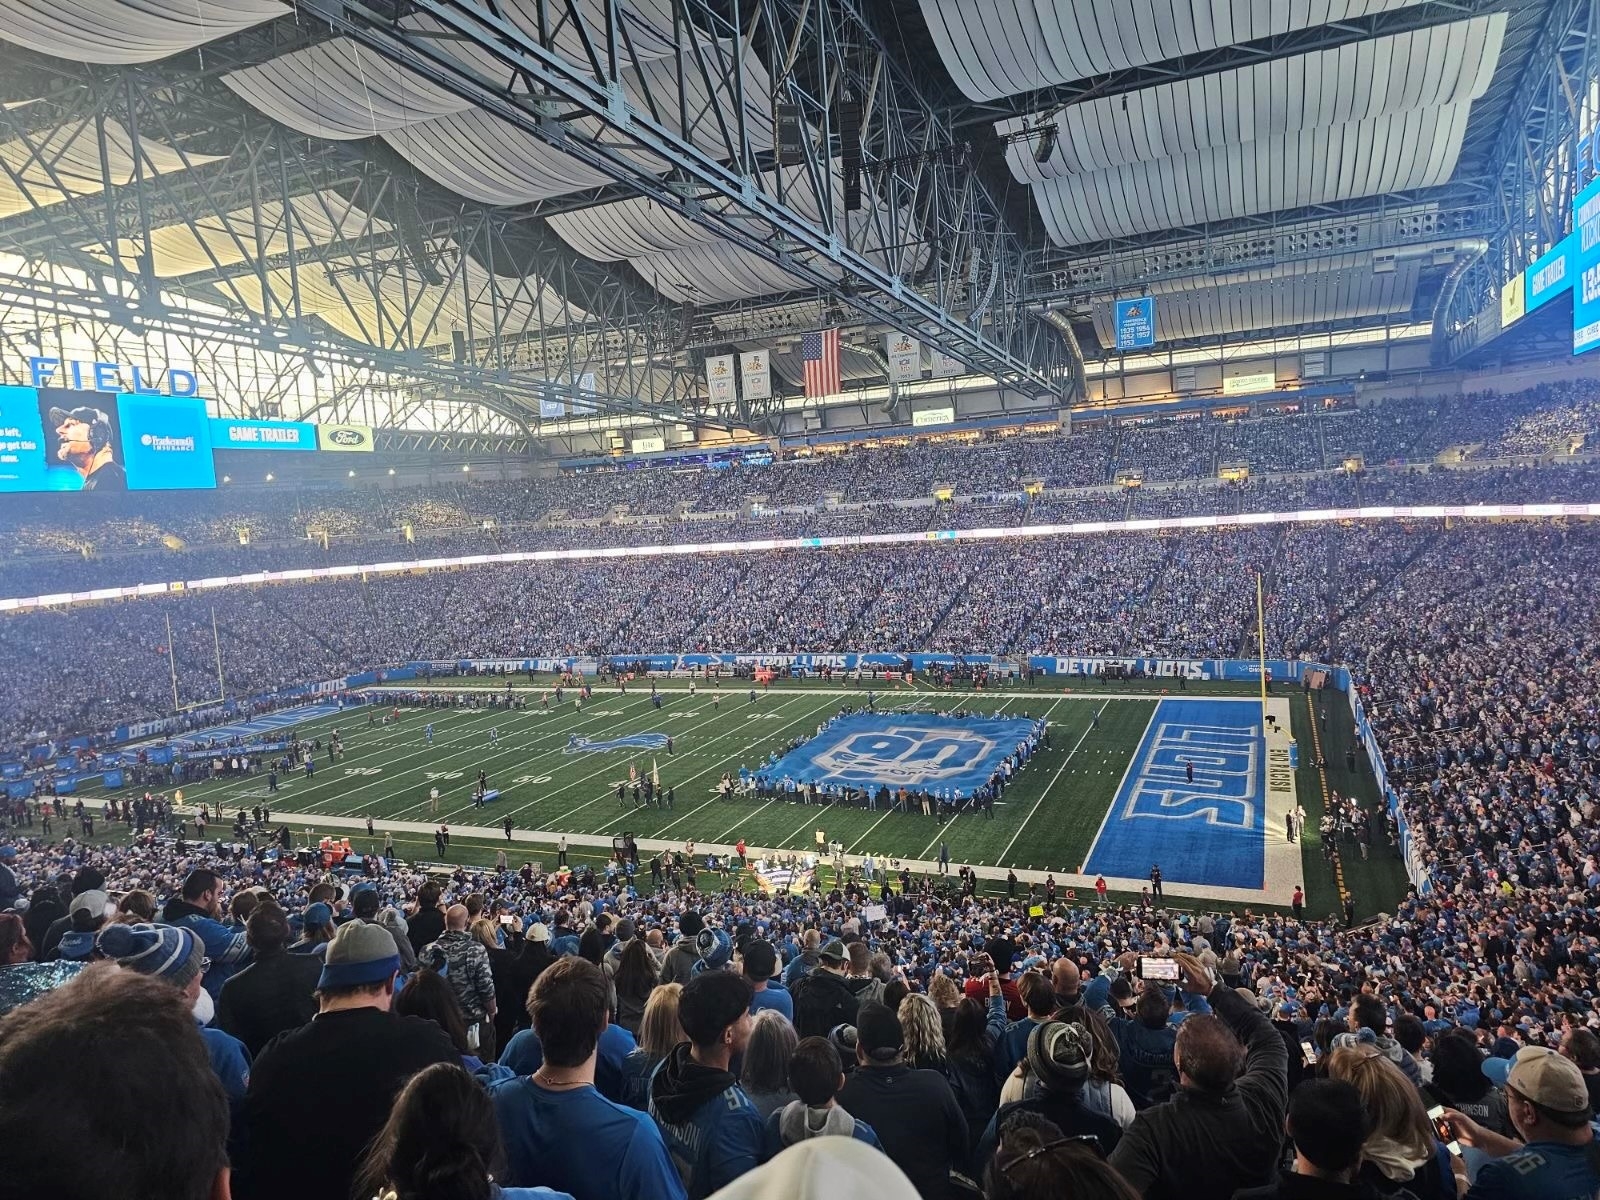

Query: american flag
801,328,841,398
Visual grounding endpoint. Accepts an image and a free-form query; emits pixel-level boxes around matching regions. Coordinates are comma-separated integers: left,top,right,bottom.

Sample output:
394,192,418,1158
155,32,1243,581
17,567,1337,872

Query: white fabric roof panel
919,0,1428,102
1033,102,1473,245
1089,260,1420,343
221,39,477,140
231,30,770,208
544,159,901,257
89,191,389,278
0,117,218,219
232,250,589,348
547,180,923,304
0,0,284,64
220,0,686,140
544,192,725,262
382,109,628,207
1000,14,1505,182
631,240,824,304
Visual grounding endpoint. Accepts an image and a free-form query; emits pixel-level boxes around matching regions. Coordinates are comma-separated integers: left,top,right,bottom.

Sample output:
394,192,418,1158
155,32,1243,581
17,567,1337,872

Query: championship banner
1115,297,1157,349
885,332,921,383
930,348,964,378
706,355,736,404
738,350,771,400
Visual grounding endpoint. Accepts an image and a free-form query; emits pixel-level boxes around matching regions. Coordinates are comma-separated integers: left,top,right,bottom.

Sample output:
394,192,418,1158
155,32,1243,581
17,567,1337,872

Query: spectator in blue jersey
158,867,250,997
490,957,683,1200
1112,981,1180,1109
96,922,251,1110
764,1035,884,1160
743,939,793,1022
361,1062,575,1200
650,968,765,1198
1447,1046,1600,1200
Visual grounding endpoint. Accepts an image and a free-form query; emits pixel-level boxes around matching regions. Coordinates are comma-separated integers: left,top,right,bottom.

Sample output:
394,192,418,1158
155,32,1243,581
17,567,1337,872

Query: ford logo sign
328,428,366,447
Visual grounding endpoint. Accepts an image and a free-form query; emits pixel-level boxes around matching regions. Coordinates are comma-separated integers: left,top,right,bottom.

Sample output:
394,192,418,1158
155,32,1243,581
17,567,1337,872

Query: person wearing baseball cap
1446,1045,1600,1200
744,939,793,1022
230,921,456,1200
790,940,862,1039
838,1001,969,1199
48,403,124,490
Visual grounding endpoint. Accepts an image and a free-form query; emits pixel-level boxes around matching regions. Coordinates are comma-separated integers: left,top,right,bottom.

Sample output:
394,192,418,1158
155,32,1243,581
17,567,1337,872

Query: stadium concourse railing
3,500,1599,617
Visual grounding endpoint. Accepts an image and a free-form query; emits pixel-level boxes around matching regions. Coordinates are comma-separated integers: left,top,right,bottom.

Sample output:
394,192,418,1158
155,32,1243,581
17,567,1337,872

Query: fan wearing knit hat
96,923,252,1104
228,920,458,1200
976,1020,1123,1166
706,1137,919,1200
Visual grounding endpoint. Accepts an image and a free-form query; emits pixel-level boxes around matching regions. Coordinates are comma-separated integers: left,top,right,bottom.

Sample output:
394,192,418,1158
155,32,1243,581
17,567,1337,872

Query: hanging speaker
451,330,467,363
776,104,804,166
839,101,861,212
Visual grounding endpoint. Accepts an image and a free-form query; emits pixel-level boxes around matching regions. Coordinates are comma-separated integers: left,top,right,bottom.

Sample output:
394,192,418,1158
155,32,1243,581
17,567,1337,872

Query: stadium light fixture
265,473,274,482
347,469,355,477
387,468,396,476
462,464,470,472
221,475,230,484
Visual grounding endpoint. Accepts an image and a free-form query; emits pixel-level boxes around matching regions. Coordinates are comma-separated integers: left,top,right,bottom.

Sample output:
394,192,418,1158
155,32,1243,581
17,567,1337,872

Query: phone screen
1138,956,1181,982
1300,1040,1318,1064
1426,1105,1461,1155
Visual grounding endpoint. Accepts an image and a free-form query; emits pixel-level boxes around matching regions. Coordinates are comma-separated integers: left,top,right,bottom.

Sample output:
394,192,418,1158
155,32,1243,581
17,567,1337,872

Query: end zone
1082,696,1299,904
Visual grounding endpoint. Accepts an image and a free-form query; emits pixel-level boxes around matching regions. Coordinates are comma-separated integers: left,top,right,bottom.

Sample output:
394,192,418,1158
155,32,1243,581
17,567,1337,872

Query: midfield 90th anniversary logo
809,725,1000,786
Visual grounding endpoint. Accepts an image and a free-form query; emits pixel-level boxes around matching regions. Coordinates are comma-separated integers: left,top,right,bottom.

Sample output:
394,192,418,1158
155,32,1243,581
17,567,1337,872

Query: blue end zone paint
1084,699,1265,889
170,703,346,746
761,712,1041,791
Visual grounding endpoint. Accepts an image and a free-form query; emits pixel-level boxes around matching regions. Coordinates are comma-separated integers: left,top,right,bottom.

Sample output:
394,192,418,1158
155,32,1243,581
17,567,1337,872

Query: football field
112,675,1397,911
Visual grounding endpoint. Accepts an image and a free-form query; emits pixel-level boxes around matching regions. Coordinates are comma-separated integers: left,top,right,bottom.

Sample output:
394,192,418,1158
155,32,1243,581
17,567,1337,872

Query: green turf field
81,677,1406,915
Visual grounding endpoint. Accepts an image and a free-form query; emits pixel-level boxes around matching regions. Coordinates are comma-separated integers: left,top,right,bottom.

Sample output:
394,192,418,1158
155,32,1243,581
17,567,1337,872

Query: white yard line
641,698,844,839
548,694,814,829
1075,701,1160,872
996,699,1112,867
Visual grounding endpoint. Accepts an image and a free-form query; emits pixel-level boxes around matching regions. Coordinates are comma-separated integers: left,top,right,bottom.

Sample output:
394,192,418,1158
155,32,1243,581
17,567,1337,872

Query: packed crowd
3,512,1599,747
0,816,1596,1200
0,394,1597,1199
2,378,1598,601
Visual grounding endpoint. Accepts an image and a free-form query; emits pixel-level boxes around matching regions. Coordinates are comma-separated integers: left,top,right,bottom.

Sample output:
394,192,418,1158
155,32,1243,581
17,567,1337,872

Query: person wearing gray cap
48,404,124,490
791,940,861,1039
231,921,456,1200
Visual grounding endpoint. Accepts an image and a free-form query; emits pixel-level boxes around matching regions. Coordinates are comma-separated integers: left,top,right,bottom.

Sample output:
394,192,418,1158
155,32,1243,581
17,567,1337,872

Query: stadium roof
0,0,1576,426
